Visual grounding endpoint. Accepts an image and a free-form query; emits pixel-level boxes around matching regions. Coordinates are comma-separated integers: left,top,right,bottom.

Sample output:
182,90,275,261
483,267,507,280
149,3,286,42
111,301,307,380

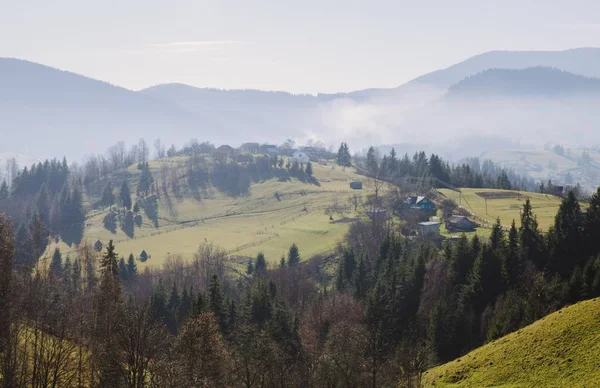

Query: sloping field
423,298,600,387
47,161,365,267
438,188,562,231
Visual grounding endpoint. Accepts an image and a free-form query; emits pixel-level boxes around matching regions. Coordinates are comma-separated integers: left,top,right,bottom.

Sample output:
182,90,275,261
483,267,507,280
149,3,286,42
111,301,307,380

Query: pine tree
366,146,379,175
133,202,140,213
126,253,138,279
305,161,313,176
489,217,506,251
519,199,543,269
36,184,50,226
279,256,286,268
118,257,129,284
138,162,154,196
255,252,267,275
353,255,370,299
101,240,119,278
208,275,226,332
101,180,115,207
550,190,583,277
0,180,8,200
119,180,132,210
150,280,168,325
139,250,148,262
49,247,63,277
287,243,300,267
503,220,521,286
178,287,192,324
336,249,356,291
191,291,205,316
166,284,181,333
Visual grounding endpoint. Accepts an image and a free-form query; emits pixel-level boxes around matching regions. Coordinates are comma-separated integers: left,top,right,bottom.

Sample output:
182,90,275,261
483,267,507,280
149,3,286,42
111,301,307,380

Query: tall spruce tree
0,180,8,200
366,146,379,175
101,240,119,278
49,247,63,277
287,243,300,267
101,180,115,207
119,180,132,210
126,253,138,279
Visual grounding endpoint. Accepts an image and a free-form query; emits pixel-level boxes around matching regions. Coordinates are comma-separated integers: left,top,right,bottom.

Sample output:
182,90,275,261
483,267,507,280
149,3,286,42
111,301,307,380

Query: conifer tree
177,287,192,324
353,255,370,299
287,243,300,267
366,146,379,175
305,161,313,176
126,253,138,279
191,291,205,316
101,180,115,207
118,257,129,284
503,220,521,286
0,180,8,200
255,252,267,275
49,247,63,277
208,275,226,332
119,180,132,210
101,240,119,278
550,191,583,276
166,284,181,333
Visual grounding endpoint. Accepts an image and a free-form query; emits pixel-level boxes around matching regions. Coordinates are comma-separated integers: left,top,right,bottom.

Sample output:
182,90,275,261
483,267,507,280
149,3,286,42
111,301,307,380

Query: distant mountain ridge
446,67,600,99
3,48,600,160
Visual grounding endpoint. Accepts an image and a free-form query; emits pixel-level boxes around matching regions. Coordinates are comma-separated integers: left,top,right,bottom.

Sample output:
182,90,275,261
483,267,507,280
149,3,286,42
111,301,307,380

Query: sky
1,0,600,94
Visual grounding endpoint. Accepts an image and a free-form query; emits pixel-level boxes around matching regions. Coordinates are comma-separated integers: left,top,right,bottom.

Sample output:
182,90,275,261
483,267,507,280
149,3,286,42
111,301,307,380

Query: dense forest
1,141,599,387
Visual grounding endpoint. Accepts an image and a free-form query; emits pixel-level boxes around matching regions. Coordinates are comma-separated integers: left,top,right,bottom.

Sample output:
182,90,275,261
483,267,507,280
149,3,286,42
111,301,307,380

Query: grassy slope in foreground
438,188,562,231
423,298,600,387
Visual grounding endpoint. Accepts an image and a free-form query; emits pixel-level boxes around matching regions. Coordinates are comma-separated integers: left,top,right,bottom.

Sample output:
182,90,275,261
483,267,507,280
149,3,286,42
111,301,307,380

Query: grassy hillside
47,159,365,268
438,188,562,231
423,297,600,387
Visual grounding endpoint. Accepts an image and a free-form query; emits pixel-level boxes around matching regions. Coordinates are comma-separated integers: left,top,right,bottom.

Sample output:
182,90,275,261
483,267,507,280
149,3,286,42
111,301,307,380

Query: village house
418,221,441,236
445,215,477,232
407,196,436,213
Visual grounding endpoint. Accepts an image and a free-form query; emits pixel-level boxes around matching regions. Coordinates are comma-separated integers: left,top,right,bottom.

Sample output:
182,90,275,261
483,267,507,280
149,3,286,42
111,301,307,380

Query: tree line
364,147,537,192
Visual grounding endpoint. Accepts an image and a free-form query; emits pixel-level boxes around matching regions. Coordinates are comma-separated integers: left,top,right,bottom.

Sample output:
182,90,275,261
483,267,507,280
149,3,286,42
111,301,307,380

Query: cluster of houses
397,195,478,238
219,143,313,165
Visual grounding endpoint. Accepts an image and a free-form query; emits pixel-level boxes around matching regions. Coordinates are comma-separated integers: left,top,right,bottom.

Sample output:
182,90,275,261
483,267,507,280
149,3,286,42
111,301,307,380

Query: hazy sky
1,0,599,93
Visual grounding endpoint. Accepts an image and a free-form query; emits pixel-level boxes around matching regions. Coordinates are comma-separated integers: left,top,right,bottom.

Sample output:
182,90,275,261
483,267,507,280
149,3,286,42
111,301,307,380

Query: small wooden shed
350,181,363,190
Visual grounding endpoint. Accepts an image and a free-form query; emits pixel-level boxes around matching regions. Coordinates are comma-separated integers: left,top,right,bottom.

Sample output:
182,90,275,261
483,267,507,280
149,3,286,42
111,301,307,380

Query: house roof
416,196,427,204
446,215,474,224
419,221,441,226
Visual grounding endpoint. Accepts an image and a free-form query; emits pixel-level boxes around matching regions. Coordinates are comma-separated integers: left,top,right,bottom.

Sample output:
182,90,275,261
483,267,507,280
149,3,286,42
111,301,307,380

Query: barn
445,215,477,232
350,181,363,190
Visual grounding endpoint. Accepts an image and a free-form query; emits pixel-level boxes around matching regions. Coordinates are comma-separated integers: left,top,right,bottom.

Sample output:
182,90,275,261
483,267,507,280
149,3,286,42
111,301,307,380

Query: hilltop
446,67,600,99
47,156,366,268
423,297,600,387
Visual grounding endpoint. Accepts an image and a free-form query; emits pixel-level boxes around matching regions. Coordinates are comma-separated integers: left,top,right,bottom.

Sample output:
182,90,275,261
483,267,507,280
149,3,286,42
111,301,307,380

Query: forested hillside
2,140,600,386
